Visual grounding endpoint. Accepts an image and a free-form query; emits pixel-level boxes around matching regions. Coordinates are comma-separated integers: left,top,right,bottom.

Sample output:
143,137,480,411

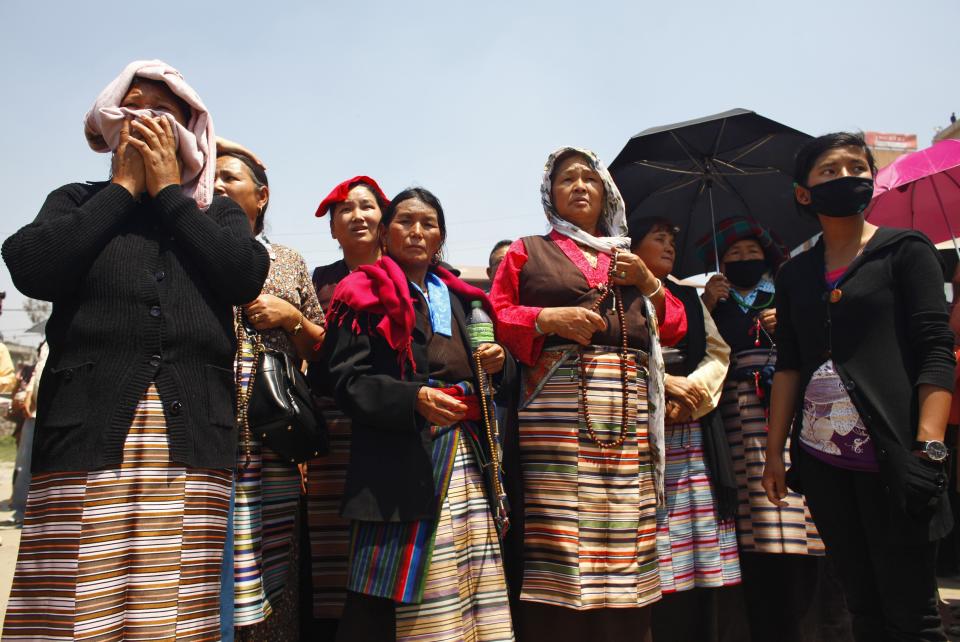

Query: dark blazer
322,282,513,522
775,227,956,539
2,182,269,472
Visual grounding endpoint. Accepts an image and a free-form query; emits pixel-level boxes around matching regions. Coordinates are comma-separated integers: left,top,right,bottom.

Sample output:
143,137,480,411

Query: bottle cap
471,300,483,309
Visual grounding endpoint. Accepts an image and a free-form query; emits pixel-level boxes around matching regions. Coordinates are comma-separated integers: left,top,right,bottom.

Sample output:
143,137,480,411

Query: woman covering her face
212,147,326,641
321,188,515,642
304,176,390,638
764,132,955,640
629,216,741,642
1,60,269,640
489,148,688,641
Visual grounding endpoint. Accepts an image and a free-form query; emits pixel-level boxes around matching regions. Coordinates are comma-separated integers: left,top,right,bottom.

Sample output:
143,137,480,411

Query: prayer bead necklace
579,249,631,449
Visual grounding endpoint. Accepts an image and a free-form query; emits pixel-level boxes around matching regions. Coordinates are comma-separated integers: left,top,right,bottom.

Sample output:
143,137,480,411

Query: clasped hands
665,375,707,424
536,251,659,346
111,116,181,198
415,342,505,426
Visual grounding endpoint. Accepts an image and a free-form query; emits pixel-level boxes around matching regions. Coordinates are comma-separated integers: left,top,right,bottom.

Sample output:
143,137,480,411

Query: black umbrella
609,108,820,278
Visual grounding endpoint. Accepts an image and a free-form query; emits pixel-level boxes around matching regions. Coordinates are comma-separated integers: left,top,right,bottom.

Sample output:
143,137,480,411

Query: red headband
315,176,390,217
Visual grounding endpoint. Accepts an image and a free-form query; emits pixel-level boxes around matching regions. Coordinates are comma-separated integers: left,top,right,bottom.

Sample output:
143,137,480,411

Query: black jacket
2,182,269,472
321,285,513,522
775,227,955,539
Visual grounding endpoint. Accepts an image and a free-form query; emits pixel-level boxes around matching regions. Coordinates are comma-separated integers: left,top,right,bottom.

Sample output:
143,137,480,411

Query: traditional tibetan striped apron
232,335,301,630
3,384,232,641
655,420,741,593
519,345,660,610
347,418,514,641
720,348,824,555
306,401,352,620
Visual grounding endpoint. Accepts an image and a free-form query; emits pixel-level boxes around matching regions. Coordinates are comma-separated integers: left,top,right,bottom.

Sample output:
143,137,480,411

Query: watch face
926,441,949,461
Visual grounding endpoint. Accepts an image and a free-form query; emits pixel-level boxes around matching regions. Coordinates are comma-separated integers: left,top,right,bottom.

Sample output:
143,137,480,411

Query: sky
0,0,956,345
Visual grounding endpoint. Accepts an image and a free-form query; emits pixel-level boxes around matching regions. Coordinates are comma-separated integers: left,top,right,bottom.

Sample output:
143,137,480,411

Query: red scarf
326,256,497,374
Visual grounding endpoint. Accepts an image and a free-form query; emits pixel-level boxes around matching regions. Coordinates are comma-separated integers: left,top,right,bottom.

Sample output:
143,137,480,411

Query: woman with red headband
305,176,390,639
312,176,391,310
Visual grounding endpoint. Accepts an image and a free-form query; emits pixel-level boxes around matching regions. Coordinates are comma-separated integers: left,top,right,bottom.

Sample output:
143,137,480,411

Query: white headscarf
83,60,216,210
541,146,667,504
541,146,631,254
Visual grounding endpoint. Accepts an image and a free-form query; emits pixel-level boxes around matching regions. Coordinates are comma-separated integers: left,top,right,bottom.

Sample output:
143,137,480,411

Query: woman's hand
127,116,181,197
416,387,467,426
243,294,300,332
611,251,658,293
537,307,607,346
474,342,505,374
701,274,731,311
665,399,693,425
216,136,266,169
759,308,777,334
761,453,790,507
665,374,706,413
111,118,146,197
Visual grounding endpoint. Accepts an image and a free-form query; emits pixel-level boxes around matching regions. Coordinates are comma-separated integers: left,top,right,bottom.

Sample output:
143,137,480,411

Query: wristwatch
912,440,948,462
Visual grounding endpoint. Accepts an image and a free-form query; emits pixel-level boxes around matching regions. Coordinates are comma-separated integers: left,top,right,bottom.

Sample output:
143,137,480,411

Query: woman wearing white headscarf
490,147,688,640
1,60,268,640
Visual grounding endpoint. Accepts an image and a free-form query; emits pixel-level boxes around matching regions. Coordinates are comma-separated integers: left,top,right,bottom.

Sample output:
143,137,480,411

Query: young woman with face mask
763,132,955,640
699,217,838,642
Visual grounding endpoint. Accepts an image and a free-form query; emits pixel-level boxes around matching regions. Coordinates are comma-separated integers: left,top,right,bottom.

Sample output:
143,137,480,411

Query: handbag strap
234,307,266,469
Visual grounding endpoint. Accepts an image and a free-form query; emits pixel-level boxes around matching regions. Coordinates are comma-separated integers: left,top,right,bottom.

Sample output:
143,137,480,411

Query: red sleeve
658,288,687,347
490,239,546,366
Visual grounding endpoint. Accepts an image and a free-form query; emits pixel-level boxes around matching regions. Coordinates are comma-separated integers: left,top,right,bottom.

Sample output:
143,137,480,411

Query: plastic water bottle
466,301,495,350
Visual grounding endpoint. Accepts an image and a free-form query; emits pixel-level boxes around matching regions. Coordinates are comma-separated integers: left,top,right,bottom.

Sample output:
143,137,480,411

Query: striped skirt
720,349,824,555
393,433,514,641
2,384,232,641
305,402,352,620
518,346,660,610
232,336,301,631
655,421,741,593
232,441,301,632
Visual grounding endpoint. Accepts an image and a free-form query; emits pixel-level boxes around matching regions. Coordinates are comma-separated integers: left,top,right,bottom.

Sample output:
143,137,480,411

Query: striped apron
519,345,661,610
231,334,301,632
347,417,514,641
305,401,352,620
3,384,232,641
655,420,741,593
720,348,824,555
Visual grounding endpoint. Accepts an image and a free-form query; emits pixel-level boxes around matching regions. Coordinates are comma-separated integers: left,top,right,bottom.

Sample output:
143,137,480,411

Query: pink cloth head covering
83,60,216,210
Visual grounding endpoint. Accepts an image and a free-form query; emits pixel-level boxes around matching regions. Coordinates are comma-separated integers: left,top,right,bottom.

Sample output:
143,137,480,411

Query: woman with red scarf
323,187,515,641
305,176,390,640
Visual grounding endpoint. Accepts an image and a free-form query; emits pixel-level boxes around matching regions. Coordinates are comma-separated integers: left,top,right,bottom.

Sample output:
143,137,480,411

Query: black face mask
724,259,767,289
808,176,874,218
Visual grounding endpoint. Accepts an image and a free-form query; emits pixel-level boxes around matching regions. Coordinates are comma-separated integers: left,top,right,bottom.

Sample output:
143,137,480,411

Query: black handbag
236,311,328,464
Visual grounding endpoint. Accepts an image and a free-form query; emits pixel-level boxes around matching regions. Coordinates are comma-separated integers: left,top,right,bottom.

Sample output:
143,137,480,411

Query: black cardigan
775,227,955,538
2,182,269,472
321,284,513,523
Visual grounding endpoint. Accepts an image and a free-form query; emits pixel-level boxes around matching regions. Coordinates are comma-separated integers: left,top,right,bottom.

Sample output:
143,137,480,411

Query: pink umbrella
868,139,960,256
